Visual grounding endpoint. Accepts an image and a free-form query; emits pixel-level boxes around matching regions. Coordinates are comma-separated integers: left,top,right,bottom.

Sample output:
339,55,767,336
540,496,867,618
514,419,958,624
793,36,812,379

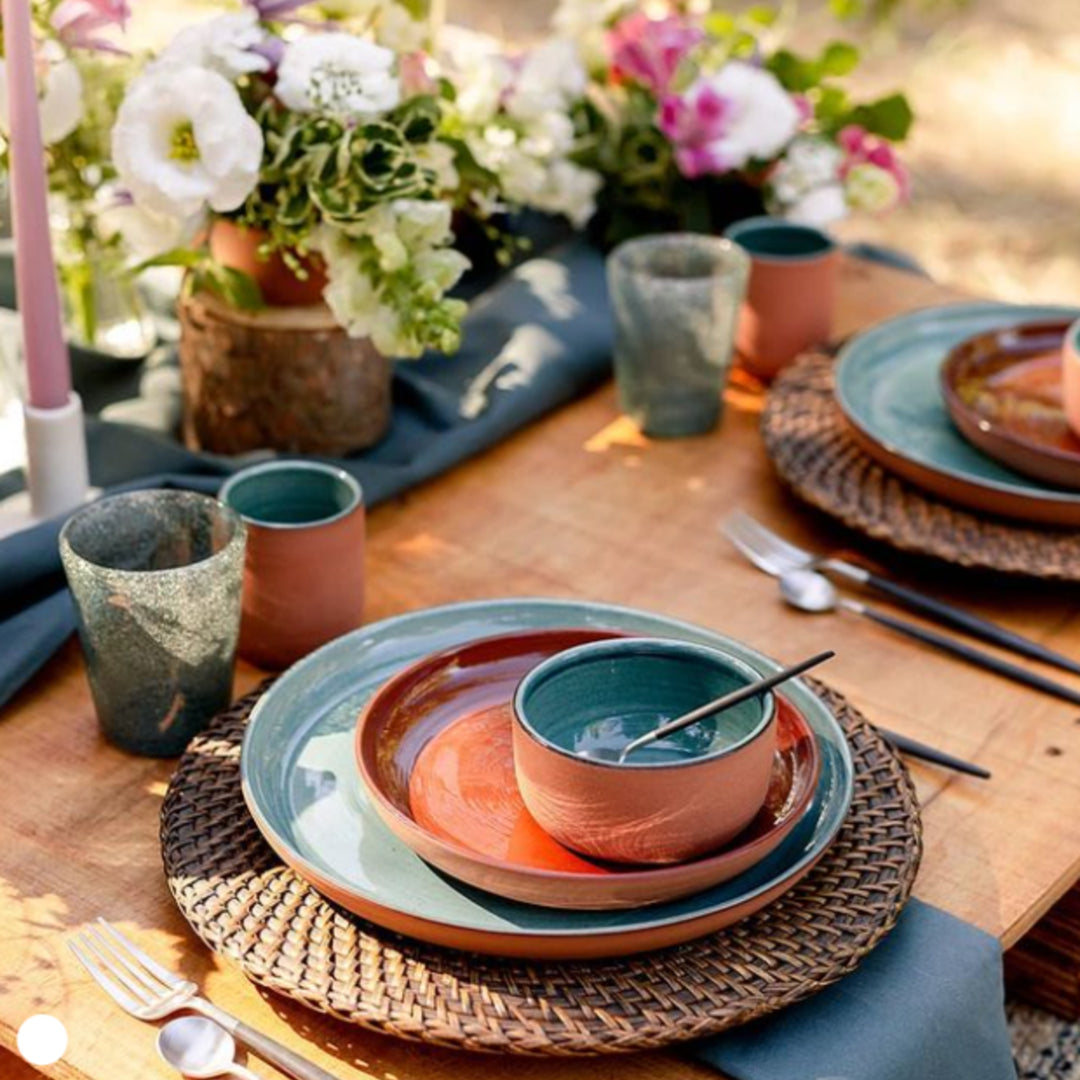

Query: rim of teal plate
239,597,855,939
835,301,1080,505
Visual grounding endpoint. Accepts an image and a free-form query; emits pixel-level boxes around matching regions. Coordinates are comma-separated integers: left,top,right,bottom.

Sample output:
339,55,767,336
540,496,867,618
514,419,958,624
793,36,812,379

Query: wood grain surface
3,257,1080,1079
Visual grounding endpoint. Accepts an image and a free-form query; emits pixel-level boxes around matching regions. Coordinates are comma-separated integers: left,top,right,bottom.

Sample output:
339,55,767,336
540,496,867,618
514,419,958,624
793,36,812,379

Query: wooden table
4,257,1080,1080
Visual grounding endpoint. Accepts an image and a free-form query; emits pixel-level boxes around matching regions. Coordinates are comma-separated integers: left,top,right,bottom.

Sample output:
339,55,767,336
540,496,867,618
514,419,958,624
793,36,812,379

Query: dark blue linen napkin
0,237,614,706
690,898,1017,1080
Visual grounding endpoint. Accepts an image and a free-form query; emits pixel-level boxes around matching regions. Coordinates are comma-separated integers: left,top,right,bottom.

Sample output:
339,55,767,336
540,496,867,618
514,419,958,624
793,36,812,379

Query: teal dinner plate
835,302,1080,526
241,599,854,959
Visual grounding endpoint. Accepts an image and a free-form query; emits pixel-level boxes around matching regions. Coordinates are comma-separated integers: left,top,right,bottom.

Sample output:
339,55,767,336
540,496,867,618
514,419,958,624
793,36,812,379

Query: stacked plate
239,599,854,960
835,302,1080,526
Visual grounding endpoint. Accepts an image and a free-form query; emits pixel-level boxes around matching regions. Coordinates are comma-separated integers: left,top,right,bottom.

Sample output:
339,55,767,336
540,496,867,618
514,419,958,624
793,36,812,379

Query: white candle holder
0,391,94,538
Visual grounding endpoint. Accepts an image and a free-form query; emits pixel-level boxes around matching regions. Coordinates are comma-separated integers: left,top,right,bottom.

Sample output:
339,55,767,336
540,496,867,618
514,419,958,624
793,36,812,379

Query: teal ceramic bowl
512,638,777,865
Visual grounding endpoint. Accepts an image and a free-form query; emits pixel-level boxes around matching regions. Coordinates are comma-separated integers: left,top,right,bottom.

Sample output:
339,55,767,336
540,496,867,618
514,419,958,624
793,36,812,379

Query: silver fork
723,511,1080,676
70,919,338,1080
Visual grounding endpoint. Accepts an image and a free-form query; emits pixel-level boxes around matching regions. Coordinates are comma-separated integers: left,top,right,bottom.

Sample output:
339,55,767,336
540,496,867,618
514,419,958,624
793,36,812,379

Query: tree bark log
178,291,392,456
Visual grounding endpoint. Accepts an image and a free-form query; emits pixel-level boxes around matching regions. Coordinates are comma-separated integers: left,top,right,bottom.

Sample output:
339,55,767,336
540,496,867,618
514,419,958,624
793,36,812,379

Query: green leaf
198,265,264,310
131,248,206,273
704,11,736,37
744,5,779,25
847,92,915,140
828,0,864,17
767,49,818,92
819,41,860,76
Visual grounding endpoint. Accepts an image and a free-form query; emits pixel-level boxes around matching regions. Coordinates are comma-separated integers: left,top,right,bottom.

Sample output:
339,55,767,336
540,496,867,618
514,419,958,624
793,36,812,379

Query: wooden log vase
178,291,392,456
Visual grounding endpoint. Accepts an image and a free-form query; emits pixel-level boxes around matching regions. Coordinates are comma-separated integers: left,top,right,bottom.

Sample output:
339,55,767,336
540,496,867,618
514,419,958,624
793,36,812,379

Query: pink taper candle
2,0,72,409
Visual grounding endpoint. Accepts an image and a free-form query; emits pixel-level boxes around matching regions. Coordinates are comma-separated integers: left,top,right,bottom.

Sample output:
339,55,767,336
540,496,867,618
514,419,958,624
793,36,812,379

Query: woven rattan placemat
161,679,920,1056
762,355,1080,580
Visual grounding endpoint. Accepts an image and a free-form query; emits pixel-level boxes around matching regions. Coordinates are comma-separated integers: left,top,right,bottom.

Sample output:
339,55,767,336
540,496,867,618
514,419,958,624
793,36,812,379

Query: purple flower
608,12,703,95
245,0,311,19
52,0,130,53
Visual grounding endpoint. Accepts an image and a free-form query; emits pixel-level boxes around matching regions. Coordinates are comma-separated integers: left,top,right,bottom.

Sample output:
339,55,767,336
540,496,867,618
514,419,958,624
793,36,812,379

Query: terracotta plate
834,302,1080,525
355,629,820,910
941,319,1080,490
240,599,852,960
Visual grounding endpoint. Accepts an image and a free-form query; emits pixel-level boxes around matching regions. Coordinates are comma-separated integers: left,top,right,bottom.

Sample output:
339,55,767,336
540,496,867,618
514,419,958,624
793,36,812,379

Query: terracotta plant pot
178,290,392,456
724,216,839,381
209,219,327,307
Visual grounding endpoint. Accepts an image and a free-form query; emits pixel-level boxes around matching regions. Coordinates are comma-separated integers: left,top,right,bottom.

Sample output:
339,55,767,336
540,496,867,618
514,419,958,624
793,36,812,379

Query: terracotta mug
724,216,839,381
1063,318,1080,439
219,461,364,669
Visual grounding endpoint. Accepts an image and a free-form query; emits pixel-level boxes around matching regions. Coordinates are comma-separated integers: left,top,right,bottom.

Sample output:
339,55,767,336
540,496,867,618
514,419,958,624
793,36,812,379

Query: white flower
376,3,427,53
394,198,453,249
151,11,269,79
784,184,848,227
506,39,587,121
688,62,800,170
112,66,263,219
520,110,576,158
96,191,204,260
771,136,843,204
533,160,601,228
551,0,634,70
415,246,470,292
436,28,511,125
276,33,400,117
416,140,459,192
845,162,902,214
0,42,83,146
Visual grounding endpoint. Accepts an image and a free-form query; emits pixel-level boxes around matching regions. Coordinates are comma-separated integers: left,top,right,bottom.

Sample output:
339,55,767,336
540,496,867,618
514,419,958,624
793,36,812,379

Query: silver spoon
158,1016,261,1080
779,567,1080,707
607,649,835,764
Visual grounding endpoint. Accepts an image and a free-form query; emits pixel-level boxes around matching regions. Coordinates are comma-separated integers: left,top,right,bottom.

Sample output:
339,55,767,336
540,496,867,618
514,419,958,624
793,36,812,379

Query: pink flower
658,63,800,179
658,83,733,177
608,12,703,95
51,0,129,53
791,93,813,127
838,124,909,200
400,52,437,97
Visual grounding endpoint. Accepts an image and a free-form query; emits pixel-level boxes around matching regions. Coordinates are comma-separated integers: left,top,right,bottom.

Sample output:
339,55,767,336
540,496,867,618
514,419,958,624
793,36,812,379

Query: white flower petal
276,33,400,117
112,66,263,220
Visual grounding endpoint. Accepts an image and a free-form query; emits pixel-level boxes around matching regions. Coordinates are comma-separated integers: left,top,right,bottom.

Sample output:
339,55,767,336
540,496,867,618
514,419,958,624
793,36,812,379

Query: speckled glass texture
607,234,749,437
59,490,246,756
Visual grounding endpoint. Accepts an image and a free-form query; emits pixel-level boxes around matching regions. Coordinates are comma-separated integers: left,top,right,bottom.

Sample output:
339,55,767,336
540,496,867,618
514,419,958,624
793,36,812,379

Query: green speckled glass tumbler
59,490,246,757
607,234,749,437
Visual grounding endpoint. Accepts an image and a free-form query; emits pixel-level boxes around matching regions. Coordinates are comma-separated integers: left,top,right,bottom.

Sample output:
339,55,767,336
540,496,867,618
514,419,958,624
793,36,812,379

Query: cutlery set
70,920,336,1080
724,511,1080,781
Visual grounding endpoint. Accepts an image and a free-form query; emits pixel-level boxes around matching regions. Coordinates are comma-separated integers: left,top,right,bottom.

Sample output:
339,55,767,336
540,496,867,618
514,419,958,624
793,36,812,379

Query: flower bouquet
102,0,515,454
563,1,913,246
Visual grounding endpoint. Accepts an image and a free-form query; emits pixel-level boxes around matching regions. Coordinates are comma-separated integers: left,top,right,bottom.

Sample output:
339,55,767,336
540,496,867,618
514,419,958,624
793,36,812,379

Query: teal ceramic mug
724,216,838,380
220,460,365,670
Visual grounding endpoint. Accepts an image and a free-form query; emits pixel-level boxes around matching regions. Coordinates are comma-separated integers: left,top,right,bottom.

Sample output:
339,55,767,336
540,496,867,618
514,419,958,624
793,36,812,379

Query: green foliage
135,249,264,311
235,94,445,252
846,93,915,140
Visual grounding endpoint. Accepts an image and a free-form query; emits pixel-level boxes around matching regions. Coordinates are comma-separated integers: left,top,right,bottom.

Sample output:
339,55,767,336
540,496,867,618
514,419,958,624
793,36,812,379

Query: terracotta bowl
512,638,777,865
940,319,1080,490
1064,319,1080,442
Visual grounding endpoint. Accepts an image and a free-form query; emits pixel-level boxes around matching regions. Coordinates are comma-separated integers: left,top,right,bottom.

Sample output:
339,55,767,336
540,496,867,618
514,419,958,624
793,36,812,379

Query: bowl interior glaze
516,638,774,768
